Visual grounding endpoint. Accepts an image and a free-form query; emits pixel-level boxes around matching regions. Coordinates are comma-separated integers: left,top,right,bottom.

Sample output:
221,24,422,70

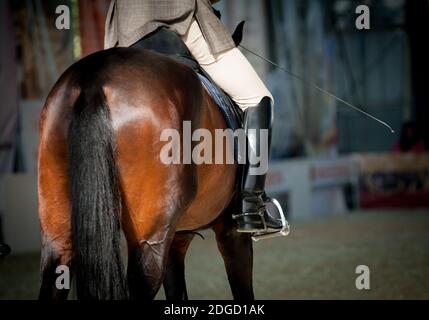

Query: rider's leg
181,19,273,109
236,96,283,232
181,19,283,232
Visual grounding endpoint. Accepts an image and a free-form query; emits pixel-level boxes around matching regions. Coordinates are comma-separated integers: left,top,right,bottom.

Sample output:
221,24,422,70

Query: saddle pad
197,73,240,131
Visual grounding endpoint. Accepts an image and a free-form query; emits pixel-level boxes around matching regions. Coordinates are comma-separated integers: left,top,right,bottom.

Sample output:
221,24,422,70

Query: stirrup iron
251,198,290,242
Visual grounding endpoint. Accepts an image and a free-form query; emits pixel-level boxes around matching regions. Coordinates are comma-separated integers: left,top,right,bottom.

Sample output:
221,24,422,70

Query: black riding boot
234,97,284,233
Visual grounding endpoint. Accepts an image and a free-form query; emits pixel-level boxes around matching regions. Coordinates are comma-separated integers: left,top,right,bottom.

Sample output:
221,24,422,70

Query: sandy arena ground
0,209,428,299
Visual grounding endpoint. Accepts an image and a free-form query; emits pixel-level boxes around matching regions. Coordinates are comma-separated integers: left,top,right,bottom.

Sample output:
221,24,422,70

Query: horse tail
68,82,128,300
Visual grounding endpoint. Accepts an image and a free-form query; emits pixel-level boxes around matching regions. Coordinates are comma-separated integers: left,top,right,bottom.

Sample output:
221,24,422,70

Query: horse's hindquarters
37,47,238,299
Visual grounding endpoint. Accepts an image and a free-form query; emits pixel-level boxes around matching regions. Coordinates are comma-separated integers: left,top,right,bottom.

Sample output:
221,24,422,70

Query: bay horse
37,47,254,300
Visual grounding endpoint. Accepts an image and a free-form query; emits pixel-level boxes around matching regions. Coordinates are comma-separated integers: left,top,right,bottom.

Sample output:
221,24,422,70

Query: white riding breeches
181,18,274,110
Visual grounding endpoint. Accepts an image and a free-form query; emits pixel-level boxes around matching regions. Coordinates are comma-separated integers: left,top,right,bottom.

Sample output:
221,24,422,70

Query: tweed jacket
104,0,235,54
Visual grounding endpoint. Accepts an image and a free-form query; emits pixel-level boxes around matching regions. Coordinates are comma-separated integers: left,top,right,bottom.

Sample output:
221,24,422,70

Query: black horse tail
68,82,128,299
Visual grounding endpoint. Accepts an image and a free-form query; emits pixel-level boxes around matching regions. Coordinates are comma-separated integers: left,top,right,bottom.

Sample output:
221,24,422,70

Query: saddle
131,27,243,131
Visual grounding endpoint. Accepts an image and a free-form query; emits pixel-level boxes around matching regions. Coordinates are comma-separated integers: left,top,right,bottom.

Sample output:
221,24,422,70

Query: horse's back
41,47,202,131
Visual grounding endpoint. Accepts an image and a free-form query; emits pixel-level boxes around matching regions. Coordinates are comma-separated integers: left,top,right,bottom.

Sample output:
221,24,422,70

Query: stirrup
251,198,290,242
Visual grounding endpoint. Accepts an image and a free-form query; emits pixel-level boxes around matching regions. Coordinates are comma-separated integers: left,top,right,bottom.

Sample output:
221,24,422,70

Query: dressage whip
239,45,395,134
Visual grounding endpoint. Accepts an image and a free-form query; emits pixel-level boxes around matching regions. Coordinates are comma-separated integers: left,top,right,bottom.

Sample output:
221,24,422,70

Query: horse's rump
38,47,237,299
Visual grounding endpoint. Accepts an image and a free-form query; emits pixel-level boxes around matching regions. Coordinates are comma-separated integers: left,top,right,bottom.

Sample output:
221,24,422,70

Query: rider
104,0,284,234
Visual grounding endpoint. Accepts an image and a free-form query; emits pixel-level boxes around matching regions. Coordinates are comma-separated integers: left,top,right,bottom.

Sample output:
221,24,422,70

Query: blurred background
0,0,428,299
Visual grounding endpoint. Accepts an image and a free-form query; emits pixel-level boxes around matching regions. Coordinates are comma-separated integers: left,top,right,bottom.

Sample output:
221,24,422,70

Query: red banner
79,0,110,57
358,153,429,208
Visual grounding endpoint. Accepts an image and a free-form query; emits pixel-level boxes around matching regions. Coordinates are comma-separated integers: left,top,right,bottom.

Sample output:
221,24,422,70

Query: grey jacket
104,0,235,54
